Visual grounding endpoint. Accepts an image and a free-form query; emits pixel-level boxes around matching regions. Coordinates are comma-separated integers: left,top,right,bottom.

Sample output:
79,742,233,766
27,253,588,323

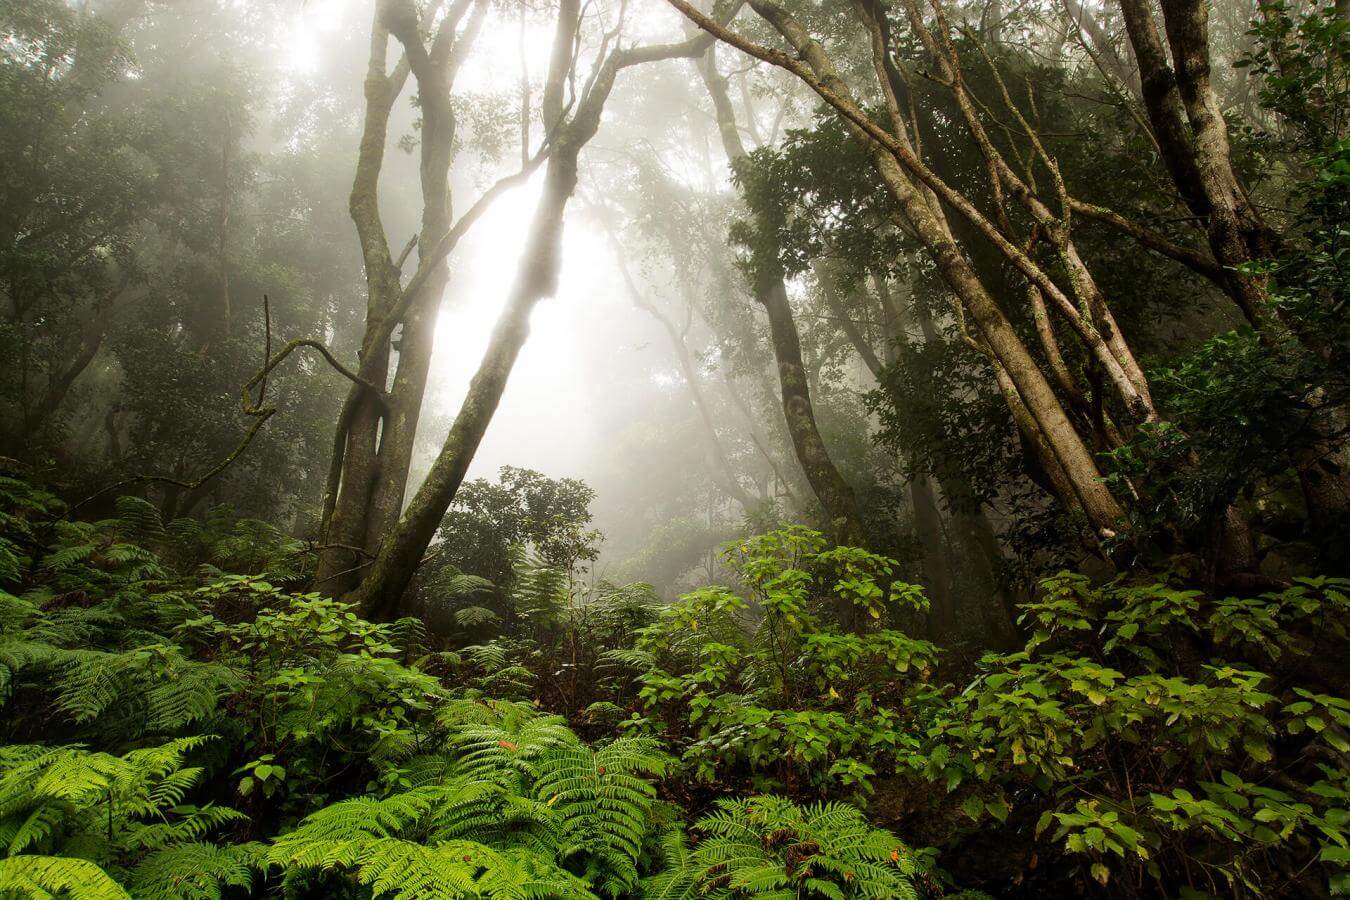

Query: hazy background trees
3,0,1345,633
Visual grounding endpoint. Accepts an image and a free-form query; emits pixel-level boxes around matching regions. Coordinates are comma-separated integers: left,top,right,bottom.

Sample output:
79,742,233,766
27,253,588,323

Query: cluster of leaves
411,467,604,637
621,526,938,801
1,0,359,522
595,523,1350,896
911,572,1350,895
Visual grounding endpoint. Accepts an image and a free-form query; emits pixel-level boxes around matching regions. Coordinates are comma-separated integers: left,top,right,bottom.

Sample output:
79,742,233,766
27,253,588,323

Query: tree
350,0,740,618
315,0,494,593
696,45,868,549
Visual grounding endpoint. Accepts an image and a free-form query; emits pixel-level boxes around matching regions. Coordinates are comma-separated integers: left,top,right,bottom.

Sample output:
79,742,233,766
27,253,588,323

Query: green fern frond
665,797,919,899
127,841,263,900
532,737,669,894
266,789,443,870
143,661,240,732
0,856,129,899
111,496,166,543
454,606,502,629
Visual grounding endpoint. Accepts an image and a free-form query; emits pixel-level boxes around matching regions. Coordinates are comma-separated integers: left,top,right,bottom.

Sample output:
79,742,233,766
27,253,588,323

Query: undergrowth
0,473,1346,897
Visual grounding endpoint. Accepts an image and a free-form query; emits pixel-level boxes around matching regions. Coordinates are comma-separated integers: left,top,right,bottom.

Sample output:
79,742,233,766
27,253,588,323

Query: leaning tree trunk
316,0,485,593
721,0,1127,539
349,13,734,618
354,148,580,619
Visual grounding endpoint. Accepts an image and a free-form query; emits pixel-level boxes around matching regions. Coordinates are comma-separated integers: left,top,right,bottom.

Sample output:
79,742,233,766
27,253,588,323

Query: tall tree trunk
356,148,578,619
364,0,483,545
1120,0,1350,555
696,47,867,548
315,7,410,592
316,0,485,592
1119,0,1278,330
713,0,1126,540
758,277,867,547
349,12,732,617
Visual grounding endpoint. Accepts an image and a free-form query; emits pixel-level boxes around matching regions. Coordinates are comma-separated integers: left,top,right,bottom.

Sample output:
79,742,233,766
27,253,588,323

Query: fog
277,0,744,581
5,0,1346,892
7,0,1341,607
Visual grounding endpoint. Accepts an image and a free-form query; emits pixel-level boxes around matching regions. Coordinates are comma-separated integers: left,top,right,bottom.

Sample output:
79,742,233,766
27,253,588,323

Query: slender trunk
602,211,758,513
1061,0,1140,94
748,0,1125,537
363,0,489,544
349,7,731,616
315,10,408,590
759,277,867,547
723,372,808,506
356,148,578,620
696,47,867,547
317,0,485,589
1120,0,1279,330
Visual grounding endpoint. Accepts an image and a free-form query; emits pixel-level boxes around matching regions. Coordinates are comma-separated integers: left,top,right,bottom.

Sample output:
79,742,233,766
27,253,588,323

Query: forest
0,0,1347,895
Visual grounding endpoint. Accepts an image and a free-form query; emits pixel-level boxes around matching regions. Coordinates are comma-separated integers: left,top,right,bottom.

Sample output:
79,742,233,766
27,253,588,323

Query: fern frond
127,841,263,900
112,496,166,543
143,662,240,732
0,855,130,899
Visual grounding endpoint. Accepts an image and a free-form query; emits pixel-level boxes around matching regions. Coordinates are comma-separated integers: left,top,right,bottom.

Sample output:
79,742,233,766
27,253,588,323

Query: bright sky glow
279,0,697,497
280,0,347,74
418,172,621,485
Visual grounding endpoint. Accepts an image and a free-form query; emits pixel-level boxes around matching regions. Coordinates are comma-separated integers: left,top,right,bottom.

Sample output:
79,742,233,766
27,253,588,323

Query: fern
507,548,571,629
267,789,596,899
532,736,670,894
677,796,919,899
126,841,263,900
639,827,702,900
445,701,581,780
0,737,238,866
0,855,130,899
111,496,166,544
455,605,502,629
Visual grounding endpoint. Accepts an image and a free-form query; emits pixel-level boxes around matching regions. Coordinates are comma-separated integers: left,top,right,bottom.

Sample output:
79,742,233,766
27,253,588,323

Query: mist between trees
1,0,1347,896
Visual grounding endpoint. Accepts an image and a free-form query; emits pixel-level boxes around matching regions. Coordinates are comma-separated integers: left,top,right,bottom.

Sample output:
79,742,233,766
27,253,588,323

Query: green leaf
962,795,985,821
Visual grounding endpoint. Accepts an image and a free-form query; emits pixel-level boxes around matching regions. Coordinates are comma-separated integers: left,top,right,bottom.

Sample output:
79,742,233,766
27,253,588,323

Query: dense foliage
3,0,1348,895
2,469,1346,897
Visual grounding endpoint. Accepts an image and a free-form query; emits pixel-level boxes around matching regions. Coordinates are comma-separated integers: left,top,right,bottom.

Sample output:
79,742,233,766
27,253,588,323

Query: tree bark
1119,0,1280,331
316,0,484,593
674,0,1127,540
350,9,739,617
758,277,867,547
695,47,867,548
